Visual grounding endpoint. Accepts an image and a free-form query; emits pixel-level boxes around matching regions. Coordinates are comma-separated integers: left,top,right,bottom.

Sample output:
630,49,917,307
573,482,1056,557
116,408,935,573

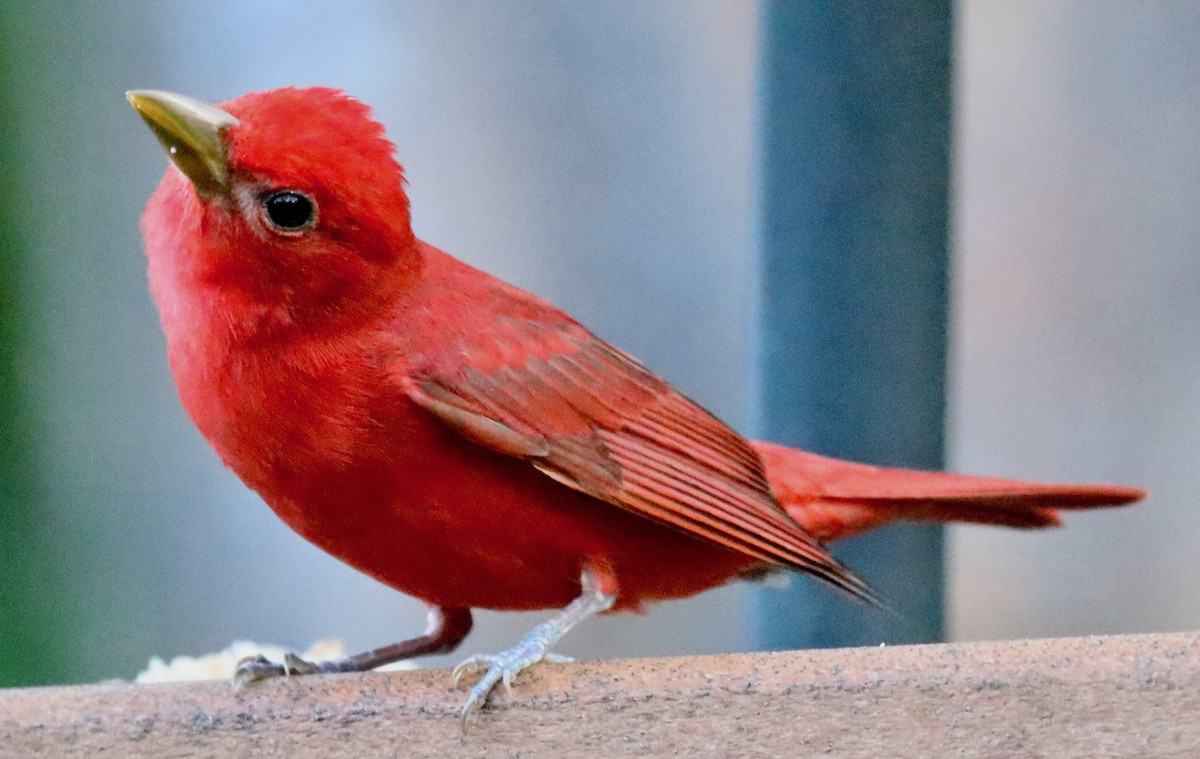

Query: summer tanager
127,87,1144,721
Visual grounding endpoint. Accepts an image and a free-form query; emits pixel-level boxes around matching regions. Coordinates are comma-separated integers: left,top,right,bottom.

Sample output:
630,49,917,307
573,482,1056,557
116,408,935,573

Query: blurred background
1,0,1195,686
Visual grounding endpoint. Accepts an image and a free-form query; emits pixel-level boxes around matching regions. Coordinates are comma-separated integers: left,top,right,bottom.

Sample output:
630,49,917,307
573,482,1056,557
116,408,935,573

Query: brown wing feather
407,321,874,602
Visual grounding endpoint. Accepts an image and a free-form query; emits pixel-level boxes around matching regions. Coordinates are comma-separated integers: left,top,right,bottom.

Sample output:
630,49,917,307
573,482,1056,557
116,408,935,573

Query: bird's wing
401,317,871,601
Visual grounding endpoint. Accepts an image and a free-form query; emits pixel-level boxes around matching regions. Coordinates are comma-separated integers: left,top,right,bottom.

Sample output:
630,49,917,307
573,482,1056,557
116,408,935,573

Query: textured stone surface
2,632,1198,757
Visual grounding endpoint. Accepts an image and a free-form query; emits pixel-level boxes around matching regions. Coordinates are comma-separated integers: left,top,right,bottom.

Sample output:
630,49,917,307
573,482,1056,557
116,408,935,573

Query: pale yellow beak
127,89,238,199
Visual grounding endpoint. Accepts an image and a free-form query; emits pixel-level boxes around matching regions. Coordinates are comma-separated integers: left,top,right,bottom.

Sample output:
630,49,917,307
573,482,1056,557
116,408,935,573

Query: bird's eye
261,190,316,233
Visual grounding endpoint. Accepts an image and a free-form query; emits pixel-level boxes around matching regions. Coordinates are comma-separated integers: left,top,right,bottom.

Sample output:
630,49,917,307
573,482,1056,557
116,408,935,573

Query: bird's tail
752,441,1145,542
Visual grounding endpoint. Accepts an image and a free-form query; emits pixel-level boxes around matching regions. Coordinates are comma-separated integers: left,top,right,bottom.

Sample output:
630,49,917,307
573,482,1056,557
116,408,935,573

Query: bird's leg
452,568,616,725
233,605,472,687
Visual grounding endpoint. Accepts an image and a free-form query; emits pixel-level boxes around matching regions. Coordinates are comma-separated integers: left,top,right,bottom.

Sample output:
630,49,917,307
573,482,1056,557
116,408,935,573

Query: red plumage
134,87,1142,686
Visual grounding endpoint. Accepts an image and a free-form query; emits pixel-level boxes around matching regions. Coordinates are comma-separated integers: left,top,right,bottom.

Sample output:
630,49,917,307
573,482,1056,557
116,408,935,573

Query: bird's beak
127,89,238,199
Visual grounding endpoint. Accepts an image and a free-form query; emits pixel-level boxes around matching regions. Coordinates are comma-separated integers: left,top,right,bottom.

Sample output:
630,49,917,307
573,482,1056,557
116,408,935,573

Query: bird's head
129,87,418,337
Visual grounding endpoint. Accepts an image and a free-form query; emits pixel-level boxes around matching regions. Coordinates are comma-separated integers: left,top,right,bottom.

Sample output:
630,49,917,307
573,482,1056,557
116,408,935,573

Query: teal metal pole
751,1,953,648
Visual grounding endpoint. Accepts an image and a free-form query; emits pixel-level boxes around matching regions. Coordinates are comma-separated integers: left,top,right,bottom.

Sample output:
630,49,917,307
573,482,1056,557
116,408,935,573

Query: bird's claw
232,652,323,689
283,652,322,675
452,626,575,728
233,654,284,688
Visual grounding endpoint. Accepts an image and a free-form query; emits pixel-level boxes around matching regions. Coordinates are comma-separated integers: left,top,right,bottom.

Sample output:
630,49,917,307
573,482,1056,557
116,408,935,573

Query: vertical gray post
751,1,953,648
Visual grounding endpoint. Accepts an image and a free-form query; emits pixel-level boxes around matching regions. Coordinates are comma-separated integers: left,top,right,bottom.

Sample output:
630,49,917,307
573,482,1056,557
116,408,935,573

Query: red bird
128,87,1143,720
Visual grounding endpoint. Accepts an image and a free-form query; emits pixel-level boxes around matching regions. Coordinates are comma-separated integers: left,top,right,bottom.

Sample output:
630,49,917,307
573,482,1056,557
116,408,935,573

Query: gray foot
452,621,575,724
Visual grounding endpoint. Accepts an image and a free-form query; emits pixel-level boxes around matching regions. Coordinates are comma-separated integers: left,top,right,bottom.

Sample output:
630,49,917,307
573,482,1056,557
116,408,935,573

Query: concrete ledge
2,631,1198,757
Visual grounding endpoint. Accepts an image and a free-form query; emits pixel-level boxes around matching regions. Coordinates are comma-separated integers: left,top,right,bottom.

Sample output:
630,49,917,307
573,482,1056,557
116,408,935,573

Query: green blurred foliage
0,5,71,686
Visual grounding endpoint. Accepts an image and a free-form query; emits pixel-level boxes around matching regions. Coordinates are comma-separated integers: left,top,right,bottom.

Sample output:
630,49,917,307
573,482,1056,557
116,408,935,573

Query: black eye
261,190,316,232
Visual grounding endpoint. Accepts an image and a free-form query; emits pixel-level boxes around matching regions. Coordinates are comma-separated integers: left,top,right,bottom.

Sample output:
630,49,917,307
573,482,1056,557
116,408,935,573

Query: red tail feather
752,441,1145,543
